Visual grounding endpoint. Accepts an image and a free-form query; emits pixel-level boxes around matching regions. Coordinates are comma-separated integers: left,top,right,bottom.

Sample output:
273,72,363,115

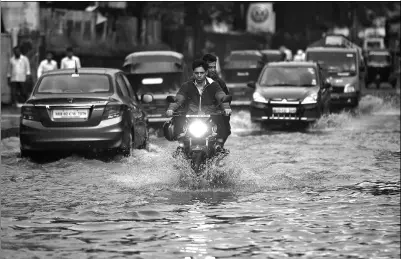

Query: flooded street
1,94,400,259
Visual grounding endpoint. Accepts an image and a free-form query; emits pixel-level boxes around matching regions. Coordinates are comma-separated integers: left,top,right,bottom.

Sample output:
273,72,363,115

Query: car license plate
331,93,340,99
273,107,297,113
53,109,89,119
237,72,249,76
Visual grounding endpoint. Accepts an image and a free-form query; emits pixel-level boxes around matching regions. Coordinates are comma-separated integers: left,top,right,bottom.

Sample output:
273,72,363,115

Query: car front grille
270,113,299,120
331,86,345,93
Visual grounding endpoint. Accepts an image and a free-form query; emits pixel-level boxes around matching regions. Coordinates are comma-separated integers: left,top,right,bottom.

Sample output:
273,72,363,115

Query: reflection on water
1,93,400,258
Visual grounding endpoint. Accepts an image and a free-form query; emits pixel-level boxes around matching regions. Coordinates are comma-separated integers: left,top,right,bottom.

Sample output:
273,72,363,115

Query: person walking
37,51,58,78
7,46,31,107
60,47,81,69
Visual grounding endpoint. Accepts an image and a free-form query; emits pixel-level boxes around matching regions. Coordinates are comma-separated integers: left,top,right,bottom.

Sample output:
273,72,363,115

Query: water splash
173,153,242,190
230,110,262,135
357,94,400,115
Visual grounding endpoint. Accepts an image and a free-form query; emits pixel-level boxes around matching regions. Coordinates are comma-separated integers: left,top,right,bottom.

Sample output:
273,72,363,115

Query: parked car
247,61,331,127
122,51,189,125
222,50,267,106
365,49,396,88
260,49,286,63
19,68,153,158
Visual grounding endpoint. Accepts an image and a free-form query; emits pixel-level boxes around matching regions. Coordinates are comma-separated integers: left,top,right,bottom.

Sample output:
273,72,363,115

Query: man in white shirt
60,47,81,69
7,46,31,106
37,51,58,78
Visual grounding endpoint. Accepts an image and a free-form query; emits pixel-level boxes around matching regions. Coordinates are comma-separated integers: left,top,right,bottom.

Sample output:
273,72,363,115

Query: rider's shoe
215,144,229,155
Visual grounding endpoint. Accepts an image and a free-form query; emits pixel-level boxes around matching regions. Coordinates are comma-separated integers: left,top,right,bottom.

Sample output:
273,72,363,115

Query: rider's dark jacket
190,74,229,95
168,77,230,114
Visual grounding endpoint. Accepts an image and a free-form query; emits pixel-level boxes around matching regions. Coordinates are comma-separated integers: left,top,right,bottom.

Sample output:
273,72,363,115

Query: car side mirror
141,94,153,103
247,81,256,89
220,95,232,103
166,95,176,103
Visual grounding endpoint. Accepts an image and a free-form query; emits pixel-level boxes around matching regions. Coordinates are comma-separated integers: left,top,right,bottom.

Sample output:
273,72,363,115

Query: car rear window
36,74,112,94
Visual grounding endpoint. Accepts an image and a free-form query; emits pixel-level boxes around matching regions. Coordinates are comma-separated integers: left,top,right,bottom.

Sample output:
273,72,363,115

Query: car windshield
368,54,390,63
367,41,381,49
259,67,318,87
36,74,111,94
307,51,357,75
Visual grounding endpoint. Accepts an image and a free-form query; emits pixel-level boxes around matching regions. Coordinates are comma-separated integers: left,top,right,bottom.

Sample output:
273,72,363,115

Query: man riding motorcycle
165,59,232,153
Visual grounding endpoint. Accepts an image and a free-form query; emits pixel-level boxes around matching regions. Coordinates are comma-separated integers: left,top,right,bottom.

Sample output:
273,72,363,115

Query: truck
305,34,366,108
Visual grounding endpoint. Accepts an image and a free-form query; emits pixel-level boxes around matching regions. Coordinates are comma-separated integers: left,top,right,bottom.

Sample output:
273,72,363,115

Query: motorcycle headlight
188,120,208,138
344,84,356,93
253,92,268,103
301,93,318,104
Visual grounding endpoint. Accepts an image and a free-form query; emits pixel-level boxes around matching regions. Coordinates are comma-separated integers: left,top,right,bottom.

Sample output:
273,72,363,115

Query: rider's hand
166,110,174,117
224,109,232,116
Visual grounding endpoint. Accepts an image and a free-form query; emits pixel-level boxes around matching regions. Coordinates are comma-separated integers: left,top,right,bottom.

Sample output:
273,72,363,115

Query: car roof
260,49,281,54
123,51,184,67
306,47,358,53
368,50,390,55
229,50,263,56
267,61,318,68
124,50,183,60
44,67,121,76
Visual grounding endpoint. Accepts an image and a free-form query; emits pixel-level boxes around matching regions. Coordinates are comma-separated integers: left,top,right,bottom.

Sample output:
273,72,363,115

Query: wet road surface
1,93,400,259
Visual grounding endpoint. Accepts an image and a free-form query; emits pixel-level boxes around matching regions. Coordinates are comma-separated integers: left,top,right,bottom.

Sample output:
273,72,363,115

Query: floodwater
1,94,400,259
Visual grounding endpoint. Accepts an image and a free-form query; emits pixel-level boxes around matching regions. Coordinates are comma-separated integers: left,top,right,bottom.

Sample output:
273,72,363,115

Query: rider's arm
217,78,229,95
213,83,230,110
168,84,188,111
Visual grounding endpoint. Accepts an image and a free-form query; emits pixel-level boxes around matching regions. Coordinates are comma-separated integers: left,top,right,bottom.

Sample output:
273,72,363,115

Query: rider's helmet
163,120,175,141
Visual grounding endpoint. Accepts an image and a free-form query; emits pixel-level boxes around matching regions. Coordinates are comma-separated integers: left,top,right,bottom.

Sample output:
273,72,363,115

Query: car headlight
253,92,268,103
301,93,318,104
188,120,208,138
344,84,356,93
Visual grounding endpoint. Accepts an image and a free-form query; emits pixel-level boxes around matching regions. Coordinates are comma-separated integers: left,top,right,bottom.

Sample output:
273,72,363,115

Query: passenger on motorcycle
202,53,231,149
166,59,232,152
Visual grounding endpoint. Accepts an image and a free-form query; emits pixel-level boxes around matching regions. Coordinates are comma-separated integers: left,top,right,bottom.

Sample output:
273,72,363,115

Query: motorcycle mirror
166,96,176,103
221,95,232,103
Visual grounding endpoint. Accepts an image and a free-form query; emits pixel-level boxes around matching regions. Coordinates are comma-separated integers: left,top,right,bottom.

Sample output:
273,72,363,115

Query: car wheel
120,130,133,157
20,149,33,158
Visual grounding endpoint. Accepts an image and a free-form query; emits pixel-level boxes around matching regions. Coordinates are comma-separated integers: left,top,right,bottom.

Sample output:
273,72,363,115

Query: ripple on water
1,93,400,258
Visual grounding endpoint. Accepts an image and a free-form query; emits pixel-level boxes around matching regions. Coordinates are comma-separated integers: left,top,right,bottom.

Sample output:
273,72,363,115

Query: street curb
1,127,19,139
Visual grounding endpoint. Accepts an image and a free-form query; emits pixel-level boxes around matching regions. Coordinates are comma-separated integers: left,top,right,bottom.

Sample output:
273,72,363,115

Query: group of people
165,53,232,153
7,46,81,106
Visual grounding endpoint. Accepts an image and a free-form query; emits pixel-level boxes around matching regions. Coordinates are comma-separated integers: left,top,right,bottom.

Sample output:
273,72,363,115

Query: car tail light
21,106,40,121
102,105,124,120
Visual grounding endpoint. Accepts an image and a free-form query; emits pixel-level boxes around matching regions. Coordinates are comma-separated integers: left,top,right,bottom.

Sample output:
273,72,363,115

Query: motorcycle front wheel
191,152,205,175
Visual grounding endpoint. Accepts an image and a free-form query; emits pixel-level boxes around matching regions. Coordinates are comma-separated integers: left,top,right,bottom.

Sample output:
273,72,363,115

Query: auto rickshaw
122,51,189,124
365,49,396,89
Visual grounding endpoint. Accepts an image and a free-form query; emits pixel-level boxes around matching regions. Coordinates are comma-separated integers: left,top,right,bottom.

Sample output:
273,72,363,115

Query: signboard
246,3,275,34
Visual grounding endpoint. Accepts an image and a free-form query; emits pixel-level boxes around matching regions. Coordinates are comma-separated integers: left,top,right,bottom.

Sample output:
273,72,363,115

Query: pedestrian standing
37,51,58,78
7,46,31,107
60,47,81,69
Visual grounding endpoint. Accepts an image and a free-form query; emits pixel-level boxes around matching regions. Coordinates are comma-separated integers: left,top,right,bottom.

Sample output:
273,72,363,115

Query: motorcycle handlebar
171,112,229,117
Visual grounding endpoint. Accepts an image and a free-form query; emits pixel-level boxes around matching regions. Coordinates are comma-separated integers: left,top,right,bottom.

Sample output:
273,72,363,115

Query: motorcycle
165,95,232,175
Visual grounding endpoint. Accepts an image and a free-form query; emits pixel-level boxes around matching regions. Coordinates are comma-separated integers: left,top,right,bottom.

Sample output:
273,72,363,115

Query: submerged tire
119,130,133,157
191,152,205,175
